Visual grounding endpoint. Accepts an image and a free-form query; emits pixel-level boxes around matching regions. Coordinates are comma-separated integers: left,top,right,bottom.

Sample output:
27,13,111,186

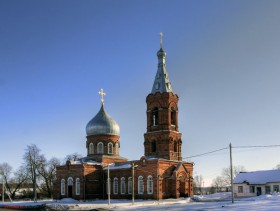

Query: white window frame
89,143,94,154
61,179,65,195
121,177,126,194
97,142,104,154
147,175,153,194
108,142,113,154
138,176,144,194
76,178,80,195
128,177,132,194
113,177,118,194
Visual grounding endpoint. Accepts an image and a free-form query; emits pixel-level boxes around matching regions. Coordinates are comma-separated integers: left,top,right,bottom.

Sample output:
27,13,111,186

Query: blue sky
1,0,280,185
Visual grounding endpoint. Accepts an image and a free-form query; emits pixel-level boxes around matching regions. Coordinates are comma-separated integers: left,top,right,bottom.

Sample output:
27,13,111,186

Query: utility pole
132,163,138,205
107,163,111,206
230,143,234,204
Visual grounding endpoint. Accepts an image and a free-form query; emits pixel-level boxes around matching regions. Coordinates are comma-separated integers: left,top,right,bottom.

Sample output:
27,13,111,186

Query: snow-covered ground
1,193,280,210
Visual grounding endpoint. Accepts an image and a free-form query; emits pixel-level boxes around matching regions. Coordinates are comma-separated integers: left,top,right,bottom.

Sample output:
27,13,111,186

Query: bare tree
0,162,12,184
64,152,82,162
193,175,204,194
274,164,280,169
6,165,28,199
23,144,45,201
37,157,61,198
212,176,226,193
222,165,246,186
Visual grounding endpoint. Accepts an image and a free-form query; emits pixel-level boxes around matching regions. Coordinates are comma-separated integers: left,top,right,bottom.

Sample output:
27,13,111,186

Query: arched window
128,177,132,194
97,142,104,154
61,179,65,195
113,177,118,194
121,177,125,194
151,141,156,152
174,141,178,152
138,176,144,194
152,108,159,126
147,176,153,194
108,142,113,154
68,177,73,186
76,178,80,195
115,143,119,154
171,108,176,126
89,143,94,154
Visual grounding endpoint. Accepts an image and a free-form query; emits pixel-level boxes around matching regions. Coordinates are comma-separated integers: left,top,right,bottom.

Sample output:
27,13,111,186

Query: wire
183,147,228,159
233,144,280,148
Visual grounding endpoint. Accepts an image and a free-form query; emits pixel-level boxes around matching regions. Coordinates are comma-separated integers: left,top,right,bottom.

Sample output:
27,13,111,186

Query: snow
1,193,280,210
104,163,132,170
233,170,280,184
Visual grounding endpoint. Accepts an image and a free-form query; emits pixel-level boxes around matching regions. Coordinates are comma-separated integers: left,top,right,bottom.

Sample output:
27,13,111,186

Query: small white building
233,170,280,197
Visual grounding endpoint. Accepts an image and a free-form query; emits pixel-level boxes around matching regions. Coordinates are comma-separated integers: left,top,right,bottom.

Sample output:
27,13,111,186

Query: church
54,37,194,200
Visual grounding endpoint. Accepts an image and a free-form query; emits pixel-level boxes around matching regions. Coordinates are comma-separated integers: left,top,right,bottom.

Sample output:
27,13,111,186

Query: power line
233,144,280,148
182,144,280,160
183,147,228,159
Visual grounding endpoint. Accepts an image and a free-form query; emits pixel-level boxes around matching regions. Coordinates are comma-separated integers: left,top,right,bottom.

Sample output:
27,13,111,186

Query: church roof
86,103,120,136
151,46,173,94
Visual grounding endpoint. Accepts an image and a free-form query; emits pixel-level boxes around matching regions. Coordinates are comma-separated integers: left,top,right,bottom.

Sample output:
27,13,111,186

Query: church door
67,177,73,198
179,181,186,197
68,185,73,198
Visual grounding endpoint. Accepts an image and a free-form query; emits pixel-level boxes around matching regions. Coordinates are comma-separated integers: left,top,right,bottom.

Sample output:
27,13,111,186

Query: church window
89,143,94,154
147,175,153,194
76,178,80,195
171,109,176,126
138,176,144,194
113,177,118,194
121,177,126,194
97,142,104,154
174,141,178,152
152,108,158,126
115,143,119,154
68,177,73,186
61,179,65,195
128,177,132,194
108,143,113,154
151,141,156,152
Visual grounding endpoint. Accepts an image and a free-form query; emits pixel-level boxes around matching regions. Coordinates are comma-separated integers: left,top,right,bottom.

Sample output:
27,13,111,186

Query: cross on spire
160,32,163,48
98,88,106,104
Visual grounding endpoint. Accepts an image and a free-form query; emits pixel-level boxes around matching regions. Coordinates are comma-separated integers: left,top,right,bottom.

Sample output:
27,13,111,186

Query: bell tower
144,33,182,161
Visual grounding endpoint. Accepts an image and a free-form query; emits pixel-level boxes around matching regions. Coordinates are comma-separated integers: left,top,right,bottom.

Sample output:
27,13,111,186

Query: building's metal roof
151,47,173,94
86,103,120,136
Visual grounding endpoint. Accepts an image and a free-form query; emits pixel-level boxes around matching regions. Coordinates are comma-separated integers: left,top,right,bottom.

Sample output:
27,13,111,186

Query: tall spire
151,33,173,94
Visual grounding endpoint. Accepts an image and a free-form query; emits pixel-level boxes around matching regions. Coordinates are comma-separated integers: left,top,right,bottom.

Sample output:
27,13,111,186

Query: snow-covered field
1,193,280,210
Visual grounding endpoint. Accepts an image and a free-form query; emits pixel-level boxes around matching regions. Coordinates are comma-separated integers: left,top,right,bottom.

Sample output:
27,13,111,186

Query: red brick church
54,38,194,200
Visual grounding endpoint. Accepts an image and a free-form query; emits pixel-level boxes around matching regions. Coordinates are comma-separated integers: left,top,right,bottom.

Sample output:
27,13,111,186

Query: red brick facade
54,47,194,200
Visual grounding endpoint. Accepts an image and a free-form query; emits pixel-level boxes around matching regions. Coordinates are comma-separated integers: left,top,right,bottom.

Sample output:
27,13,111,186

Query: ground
1,193,280,210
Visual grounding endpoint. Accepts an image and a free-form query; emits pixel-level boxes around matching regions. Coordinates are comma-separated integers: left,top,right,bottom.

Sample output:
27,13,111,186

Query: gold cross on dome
98,89,106,104
160,32,163,48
